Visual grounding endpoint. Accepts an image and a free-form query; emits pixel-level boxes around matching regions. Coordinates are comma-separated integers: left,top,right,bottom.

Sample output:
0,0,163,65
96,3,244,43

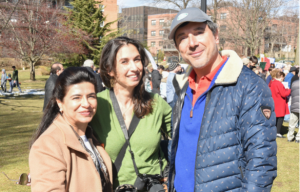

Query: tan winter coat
29,114,113,192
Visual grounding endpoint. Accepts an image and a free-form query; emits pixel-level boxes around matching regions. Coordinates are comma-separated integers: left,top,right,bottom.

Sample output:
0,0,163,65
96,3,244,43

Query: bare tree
150,0,194,10
222,0,284,56
0,0,20,33
0,0,89,80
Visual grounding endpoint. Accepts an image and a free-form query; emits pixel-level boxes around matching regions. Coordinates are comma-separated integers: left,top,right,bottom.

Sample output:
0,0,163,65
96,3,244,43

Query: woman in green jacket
90,37,171,190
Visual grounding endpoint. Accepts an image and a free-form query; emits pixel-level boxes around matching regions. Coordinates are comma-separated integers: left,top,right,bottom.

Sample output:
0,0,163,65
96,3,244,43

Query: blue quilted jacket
168,50,277,192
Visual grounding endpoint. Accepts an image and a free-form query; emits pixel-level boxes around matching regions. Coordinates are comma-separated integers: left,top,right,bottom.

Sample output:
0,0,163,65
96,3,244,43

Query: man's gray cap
168,7,212,40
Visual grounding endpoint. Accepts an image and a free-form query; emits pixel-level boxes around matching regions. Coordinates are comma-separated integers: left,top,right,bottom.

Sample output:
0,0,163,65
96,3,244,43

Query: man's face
175,22,219,69
57,64,64,76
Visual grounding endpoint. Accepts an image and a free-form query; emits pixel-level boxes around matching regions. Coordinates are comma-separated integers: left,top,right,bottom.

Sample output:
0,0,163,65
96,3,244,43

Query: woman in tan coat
29,67,113,192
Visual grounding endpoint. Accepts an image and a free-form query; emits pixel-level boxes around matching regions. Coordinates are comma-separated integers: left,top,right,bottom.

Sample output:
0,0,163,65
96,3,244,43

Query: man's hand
14,80,16,84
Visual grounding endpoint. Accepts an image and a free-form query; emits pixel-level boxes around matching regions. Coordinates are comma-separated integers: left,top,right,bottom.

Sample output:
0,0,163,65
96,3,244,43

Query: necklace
121,103,133,121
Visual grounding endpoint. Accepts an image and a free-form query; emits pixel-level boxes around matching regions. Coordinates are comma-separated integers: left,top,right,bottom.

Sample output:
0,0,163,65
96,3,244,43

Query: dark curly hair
100,36,153,118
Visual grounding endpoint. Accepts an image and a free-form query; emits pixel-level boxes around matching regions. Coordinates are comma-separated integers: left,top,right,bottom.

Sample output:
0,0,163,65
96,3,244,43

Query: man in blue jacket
168,8,277,192
284,66,296,88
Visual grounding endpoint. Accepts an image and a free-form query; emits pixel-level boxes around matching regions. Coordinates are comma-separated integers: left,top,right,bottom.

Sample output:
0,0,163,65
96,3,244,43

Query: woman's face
57,82,97,127
110,44,143,89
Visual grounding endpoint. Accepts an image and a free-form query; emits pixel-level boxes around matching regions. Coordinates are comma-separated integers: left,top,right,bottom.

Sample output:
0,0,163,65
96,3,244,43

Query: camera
115,184,137,192
134,174,165,192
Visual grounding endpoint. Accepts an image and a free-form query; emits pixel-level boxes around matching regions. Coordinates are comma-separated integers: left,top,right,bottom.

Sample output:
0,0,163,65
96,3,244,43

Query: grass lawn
0,69,299,191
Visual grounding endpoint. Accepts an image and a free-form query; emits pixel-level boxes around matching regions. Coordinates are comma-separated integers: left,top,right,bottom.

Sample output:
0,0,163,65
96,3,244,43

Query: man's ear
214,29,219,44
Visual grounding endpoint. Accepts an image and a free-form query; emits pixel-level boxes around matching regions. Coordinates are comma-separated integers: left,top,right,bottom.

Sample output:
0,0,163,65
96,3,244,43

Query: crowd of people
3,7,299,192
242,56,300,141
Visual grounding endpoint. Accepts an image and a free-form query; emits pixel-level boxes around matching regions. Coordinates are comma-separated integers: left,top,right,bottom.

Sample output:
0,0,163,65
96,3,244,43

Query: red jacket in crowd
269,79,291,117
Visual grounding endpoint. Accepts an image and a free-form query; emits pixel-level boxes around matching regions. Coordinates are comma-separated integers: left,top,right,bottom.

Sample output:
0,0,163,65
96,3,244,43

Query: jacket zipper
238,166,244,179
185,93,194,118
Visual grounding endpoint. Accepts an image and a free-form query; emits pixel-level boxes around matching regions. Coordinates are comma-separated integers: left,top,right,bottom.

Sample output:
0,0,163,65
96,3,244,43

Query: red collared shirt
188,56,228,106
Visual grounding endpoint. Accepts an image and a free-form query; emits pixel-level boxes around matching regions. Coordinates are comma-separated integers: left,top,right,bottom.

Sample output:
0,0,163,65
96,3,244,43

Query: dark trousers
276,117,284,134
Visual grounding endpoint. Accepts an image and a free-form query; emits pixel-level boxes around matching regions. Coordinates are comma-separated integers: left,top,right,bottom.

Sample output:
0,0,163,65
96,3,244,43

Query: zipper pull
190,108,193,118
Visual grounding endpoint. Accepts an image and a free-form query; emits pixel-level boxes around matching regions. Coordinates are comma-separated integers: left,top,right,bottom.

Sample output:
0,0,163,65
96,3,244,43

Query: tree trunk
29,61,36,80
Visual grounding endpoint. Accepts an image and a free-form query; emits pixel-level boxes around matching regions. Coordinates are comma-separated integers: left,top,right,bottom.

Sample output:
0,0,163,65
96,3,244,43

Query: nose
129,60,138,71
81,96,90,108
188,34,198,48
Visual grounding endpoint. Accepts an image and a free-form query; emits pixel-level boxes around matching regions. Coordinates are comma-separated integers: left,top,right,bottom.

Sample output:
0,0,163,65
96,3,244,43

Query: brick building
147,13,178,59
98,0,118,30
118,6,177,44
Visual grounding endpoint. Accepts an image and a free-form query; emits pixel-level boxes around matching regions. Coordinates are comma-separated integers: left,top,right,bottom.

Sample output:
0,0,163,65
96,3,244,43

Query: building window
159,30,164,36
151,31,156,36
288,36,291,41
159,41,163,46
220,25,226,31
151,41,155,47
159,19,164,25
220,13,227,20
151,20,156,25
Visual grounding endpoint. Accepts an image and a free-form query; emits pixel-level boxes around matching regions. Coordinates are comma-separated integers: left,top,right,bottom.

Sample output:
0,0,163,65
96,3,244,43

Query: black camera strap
109,89,163,177
110,89,140,176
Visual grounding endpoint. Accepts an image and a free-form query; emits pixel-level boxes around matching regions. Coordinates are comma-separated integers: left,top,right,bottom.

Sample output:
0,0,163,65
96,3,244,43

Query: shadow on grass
0,96,43,168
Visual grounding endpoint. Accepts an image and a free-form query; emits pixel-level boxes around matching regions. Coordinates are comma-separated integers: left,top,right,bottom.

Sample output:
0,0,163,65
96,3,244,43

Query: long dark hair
30,67,97,147
100,36,153,118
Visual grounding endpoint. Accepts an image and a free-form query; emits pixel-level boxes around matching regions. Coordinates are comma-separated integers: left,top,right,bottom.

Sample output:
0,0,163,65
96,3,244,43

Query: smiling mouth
190,50,203,58
127,74,140,80
79,111,92,116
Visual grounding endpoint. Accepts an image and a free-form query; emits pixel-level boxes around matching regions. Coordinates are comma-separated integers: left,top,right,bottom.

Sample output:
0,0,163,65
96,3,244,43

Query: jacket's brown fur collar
174,50,243,89
215,50,243,85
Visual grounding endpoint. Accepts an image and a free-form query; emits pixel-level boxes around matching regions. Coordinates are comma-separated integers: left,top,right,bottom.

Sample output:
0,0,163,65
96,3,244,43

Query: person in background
284,66,297,88
166,62,180,108
269,71,291,138
95,67,100,74
43,63,64,111
158,65,165,74
10,66,22,93
268,68,281,85
287,76,299,143
144,68,152,93
83,59,104,93
252,67,259,75
90,37,171,189
270,63,275,68
1,69,7,92
29,67,113,192
290,67,299,86
148,64,161,94
257,66,266,80
249,55,258,70
242,57,250,67
266,67,274,85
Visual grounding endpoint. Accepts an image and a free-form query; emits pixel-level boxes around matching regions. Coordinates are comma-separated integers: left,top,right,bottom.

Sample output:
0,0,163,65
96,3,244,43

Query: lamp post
201,0,207,13
157,49,159,65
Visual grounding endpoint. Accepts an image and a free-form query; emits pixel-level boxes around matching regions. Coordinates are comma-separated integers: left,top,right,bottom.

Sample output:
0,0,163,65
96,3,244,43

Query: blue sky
118,0,150,9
